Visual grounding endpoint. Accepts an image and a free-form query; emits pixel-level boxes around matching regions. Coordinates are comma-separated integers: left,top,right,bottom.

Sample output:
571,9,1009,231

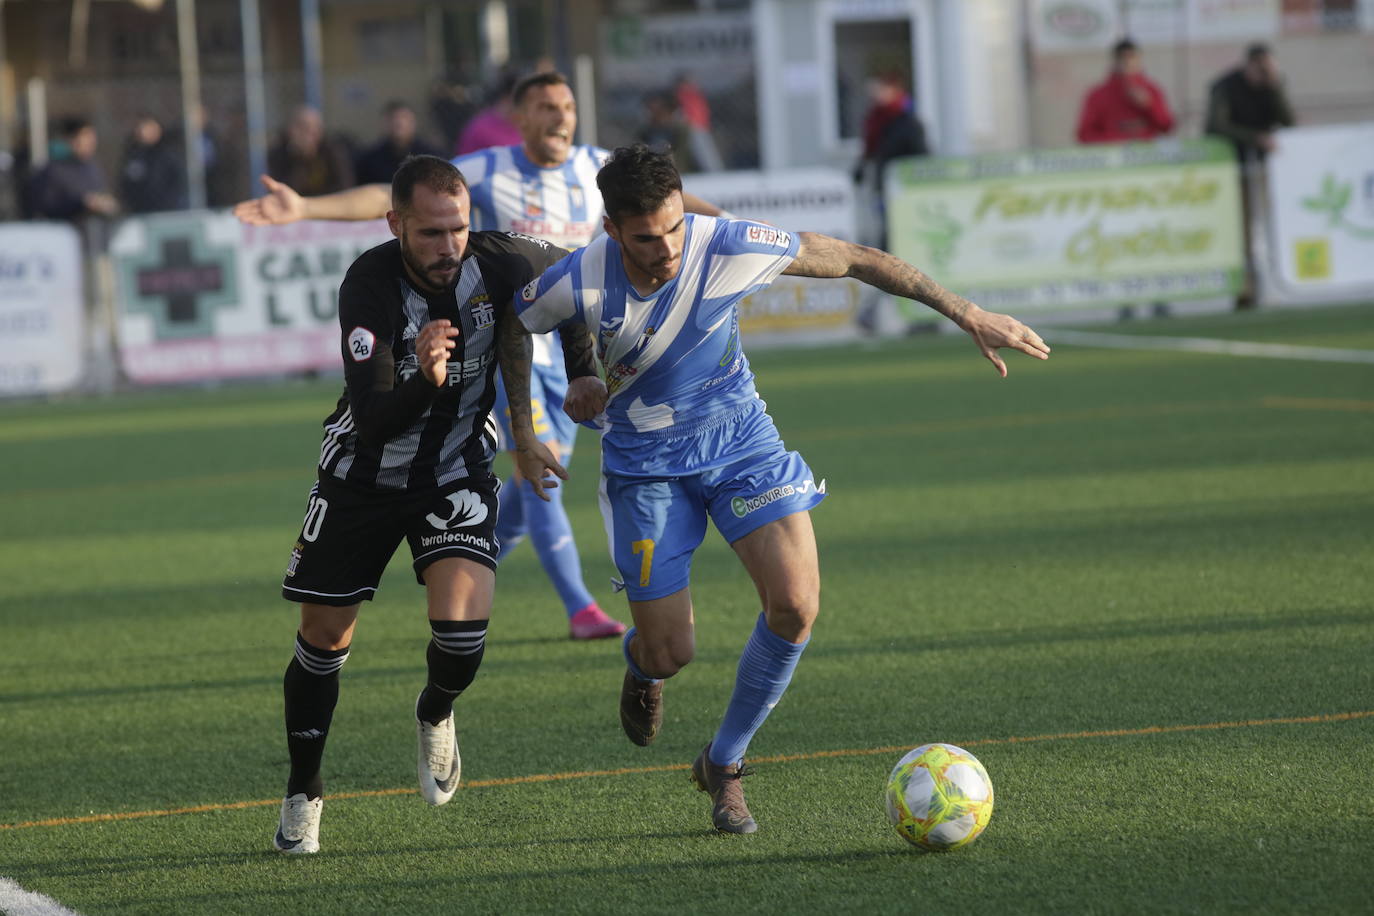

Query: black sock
416,619,487,725
283,632,350,799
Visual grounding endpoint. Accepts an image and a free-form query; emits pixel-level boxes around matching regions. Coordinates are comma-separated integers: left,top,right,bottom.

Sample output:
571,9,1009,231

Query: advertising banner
0,222,84,396
684,168,865,335
1265,122,1374,297
885,139,1245,312
111,212,391,384
1030,0,1285,50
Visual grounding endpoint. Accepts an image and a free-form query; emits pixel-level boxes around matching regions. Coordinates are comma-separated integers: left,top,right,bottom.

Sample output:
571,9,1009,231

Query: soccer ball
884,743,994,851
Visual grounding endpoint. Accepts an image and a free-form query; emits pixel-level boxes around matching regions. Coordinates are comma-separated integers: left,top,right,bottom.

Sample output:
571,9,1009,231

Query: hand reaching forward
232,175,306,225
960,306,1051,377
512,439,569,502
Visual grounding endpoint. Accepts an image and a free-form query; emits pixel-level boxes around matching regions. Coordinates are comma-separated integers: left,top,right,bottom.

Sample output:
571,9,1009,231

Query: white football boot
416,693,461,805
273,793,322,854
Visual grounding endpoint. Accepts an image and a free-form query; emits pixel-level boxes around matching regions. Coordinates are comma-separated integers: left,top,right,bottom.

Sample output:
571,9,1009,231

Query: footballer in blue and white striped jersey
454,141,609,446
453,143,610,251
517,213,805,481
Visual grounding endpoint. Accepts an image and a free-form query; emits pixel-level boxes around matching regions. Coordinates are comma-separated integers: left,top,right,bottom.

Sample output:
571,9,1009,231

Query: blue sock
709,613,808,767
494,477,526,561
622,627,661,684
522,479,596,616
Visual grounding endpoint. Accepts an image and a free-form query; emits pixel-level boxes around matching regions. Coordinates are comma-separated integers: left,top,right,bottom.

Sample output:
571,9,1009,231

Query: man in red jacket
1076,39,1174,144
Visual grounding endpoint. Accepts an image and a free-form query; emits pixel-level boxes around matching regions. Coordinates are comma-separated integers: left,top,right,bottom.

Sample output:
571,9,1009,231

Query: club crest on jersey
285,541,304,577
746,225,791,249
605,362,637,395
522,184,543,217
348,326,375,361
468,293,495,330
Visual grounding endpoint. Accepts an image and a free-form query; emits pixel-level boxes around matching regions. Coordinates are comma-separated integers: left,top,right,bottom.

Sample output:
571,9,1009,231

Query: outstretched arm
233,176,391,225
783,232,1051,377
497,304,568,500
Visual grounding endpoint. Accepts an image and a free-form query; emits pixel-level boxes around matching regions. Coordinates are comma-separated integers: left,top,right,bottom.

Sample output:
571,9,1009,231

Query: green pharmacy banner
885,139,1244,313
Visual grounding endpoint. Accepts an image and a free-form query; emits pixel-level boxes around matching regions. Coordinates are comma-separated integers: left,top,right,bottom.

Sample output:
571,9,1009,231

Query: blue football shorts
493,362,578,456
600,439,826,602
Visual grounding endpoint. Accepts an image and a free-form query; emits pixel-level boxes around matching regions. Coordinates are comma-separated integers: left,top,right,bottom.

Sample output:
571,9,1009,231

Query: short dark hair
381,99,413,117
1245,42,1272,63
392,154,468,214
596,144,683,223
1112,38,1138,58
58,116,93,138
513,71,570,107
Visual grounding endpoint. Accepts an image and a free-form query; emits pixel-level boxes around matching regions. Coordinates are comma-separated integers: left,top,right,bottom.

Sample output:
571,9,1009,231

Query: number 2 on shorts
631,538,655,588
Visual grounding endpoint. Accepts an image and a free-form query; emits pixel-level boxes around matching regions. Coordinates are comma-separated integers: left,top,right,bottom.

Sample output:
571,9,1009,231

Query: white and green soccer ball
884,743,995,851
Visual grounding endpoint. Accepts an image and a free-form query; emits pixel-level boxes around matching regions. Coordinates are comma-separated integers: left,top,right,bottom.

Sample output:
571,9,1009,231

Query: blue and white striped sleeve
516,253,581,334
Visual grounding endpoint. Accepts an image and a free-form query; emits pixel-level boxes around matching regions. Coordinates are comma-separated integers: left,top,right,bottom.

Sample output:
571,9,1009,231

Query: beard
400,237,462,294
624,248,680,283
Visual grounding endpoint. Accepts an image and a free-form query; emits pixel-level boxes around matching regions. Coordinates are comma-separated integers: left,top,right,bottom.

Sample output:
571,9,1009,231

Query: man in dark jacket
354,101,445,185
1206,43,1295,162
120,114,187,213
1205,44,1296,309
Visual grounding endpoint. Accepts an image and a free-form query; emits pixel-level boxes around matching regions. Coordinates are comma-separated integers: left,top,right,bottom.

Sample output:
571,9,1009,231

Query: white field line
1048,329,1374,364
0,878,83,916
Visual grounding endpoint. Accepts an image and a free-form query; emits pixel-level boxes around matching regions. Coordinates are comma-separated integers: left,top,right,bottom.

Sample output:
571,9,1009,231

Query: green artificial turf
2,304,1371,914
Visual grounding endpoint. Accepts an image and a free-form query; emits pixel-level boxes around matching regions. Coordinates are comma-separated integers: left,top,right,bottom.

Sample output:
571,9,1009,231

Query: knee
635,634,694,679
763,592,820,642
298,606,355,651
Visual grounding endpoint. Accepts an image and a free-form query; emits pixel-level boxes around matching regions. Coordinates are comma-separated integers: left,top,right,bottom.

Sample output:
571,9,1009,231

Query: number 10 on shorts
631,538,655,588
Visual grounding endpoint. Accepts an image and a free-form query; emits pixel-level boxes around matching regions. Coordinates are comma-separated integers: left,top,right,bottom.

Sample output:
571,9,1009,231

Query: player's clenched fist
563,375,608,423
416,319,459,387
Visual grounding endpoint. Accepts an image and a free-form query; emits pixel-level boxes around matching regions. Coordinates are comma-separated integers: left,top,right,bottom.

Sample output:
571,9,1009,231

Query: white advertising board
1266,122,1374,297
0,222,85,396
684,168,865,335
111,212,391,384
1030,0,1281,50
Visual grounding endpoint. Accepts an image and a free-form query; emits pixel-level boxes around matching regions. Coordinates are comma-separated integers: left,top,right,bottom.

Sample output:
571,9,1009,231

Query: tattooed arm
782,232,1051,377
557,322,600,380
496,302,568,499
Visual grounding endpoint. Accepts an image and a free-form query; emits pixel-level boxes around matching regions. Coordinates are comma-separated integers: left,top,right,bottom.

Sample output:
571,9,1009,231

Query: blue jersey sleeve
717,219,802,262
517,249,582,334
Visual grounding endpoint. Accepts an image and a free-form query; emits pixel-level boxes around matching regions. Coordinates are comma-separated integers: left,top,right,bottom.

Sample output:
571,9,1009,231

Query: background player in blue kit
235,73,728,641
513,145,1051,834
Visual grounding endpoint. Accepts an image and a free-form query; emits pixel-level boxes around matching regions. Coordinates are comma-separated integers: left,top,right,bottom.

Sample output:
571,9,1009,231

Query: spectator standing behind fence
454,71,521,156
268,105,355,197
120,114,186,214
851,74,928,251
28,117,119,224
1205,43,1296,311
1076,39,1174,144
1076,40,1174,320
354,101,445,185
638,90,700,174
674,72,724,172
